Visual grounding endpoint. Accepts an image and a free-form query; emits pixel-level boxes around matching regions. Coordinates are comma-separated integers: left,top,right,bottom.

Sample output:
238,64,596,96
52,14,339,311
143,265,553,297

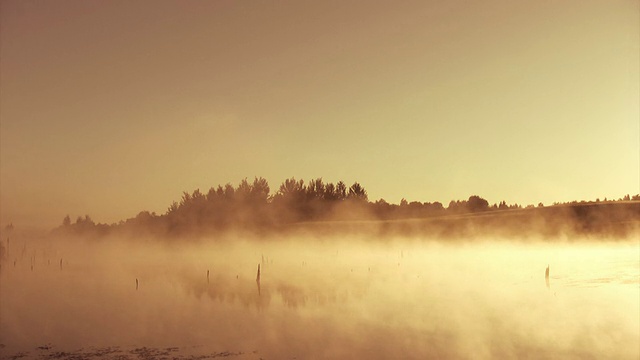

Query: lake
1,235,638,359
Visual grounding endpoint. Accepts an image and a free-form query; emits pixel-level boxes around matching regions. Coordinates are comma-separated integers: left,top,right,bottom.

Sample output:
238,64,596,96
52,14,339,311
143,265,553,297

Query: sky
1,0,638,227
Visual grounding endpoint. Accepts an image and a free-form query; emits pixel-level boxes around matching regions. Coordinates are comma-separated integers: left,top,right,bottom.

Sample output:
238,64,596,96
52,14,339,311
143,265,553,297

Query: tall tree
336,181,347,200
348,182,368,202
251,177,270,203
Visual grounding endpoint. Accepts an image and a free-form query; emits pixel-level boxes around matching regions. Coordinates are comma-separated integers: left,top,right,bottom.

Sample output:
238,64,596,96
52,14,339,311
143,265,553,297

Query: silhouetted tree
372,198,393,219
273,177,308,221
206,187,217,201
324,182,337,201
278,177,306,199
335,181,347,200
251,177,270,203
128,211,155,227
192,189,205,202
223,183,235,200
448,200,461,213
167,201,179,214
180,191,192,207
348,182,368,202
236,178,253,202
467,195,489,212
307,178,325,200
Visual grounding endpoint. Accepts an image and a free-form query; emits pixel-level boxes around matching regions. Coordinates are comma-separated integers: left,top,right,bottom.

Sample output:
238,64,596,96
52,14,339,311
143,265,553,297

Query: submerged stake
256,264,261,297
545,265,550,289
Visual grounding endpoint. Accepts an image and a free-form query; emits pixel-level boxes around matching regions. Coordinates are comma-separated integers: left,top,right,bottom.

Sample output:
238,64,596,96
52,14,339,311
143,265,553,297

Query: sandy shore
0,344,268,360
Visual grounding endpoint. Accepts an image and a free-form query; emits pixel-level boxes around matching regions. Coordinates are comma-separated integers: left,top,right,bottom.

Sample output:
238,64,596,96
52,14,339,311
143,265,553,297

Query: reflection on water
0,237,638,359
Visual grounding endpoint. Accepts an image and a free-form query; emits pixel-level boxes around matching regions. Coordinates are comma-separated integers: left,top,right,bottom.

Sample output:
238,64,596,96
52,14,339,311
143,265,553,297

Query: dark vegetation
53,177,640,239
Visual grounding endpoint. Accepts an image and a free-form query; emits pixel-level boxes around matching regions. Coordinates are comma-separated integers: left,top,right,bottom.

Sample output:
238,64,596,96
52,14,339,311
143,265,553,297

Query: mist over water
1,235,638,359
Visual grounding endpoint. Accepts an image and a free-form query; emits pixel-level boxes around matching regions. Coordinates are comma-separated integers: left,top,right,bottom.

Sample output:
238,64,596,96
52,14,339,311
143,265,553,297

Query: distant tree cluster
552,194,639,206
57,177,373,236
53,177,640,238
59,214,110,236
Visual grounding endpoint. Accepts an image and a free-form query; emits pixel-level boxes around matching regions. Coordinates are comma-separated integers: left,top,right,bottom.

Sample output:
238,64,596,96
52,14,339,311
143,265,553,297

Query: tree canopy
53,177,639,238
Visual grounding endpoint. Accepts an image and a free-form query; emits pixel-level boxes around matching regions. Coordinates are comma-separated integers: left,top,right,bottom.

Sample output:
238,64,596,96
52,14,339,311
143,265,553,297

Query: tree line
55,177,640,237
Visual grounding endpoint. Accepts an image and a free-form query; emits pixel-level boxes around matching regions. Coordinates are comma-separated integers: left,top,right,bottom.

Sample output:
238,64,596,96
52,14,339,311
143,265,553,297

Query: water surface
1,236,638,359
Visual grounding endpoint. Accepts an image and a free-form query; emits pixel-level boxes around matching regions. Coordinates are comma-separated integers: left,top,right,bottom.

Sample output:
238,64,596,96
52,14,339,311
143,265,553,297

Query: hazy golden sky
1,0,638,227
